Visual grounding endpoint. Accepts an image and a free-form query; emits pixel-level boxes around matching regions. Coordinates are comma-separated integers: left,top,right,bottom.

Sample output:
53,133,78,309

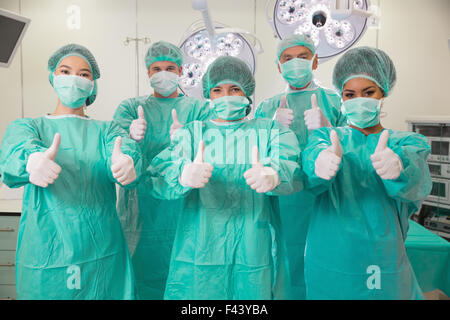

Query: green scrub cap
202,56,255,100
277,33,317,60
145,41,183,69
333,46,397,96
48,43,100,106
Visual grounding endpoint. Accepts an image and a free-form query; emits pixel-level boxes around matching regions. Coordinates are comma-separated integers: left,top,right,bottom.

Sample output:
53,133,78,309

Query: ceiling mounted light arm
265,0,277,34
179,1,263,99
191,0,216,39
331,0,373,19
179,20,208,45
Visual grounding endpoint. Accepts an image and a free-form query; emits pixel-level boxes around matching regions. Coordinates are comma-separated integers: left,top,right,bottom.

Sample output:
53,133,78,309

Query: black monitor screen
429,164,441,176
0,14,26,64
431,141,449,156
431,182,446,198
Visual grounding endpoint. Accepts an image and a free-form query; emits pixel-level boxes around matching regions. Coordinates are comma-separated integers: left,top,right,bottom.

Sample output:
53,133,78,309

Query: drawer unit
0,285,17,300
0,215,20,250
0,214,20,300
0,250,15,285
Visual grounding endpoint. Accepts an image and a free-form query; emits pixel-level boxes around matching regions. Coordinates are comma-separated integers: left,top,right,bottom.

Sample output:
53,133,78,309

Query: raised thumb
112,136,123,160
252,146,262,168
194,140,205,164
375,130,389,153
45,133,61,160
279,95,287,109
172,109,180,124
138,105,145,120
311,94,319,110
329,130,342,157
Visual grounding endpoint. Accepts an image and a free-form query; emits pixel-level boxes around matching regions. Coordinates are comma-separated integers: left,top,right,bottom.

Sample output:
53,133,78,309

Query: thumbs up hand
179,141,214,189
170,109,184,140
111,137,137,186
370,130,403,180
273,95,294,128
129,105,147,142
304,94,331,131
26,133,62,188
243,146,281,193
314,130,343,180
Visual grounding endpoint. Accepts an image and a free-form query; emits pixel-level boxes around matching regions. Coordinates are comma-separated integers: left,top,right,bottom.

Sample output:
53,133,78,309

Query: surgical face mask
213,96,250,121
53,74,94,109
279,57,314,89
341,97,383,129
150,71,179,97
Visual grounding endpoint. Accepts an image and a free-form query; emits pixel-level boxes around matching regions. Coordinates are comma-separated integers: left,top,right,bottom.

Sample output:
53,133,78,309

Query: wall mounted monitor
0,8,30,68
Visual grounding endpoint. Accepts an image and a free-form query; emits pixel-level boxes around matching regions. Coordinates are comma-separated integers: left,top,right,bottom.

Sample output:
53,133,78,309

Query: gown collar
285,79,319,94
45,114,91,120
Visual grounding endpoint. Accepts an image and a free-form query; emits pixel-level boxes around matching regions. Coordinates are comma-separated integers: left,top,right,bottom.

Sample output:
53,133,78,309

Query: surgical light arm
191,0,216,39
331,0,373,19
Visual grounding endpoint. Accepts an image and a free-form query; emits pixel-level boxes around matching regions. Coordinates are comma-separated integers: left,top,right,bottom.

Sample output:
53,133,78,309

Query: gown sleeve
301,127,342,195
380,131,432,216
0,118,47,188
255,94,283,120
145,123,198,200
112,98,137,132
262,121,304,196
254,98,277,120
335,110,348,127
104,121,143,189
192,100,214,122
253,100,266,119
326,91,347,127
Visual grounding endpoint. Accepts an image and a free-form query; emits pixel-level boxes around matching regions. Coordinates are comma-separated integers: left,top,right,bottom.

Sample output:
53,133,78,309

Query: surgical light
266,0,375,62
179,1,263,99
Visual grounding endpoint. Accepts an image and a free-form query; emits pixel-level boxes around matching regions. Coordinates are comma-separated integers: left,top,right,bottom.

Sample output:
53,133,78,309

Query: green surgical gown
302,127,432,300
113,94,212,299
254,82,346,299
148,118,303,300
0,114,143,300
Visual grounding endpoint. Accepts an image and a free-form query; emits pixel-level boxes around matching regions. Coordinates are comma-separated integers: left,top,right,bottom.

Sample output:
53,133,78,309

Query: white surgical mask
213,96,250,121
150,71,179,97
341,97,384,129
279,56,315,89
53,74,94,109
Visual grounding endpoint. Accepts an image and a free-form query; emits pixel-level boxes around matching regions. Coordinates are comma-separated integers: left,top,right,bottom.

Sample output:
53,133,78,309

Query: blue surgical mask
213,96,250,121
341,97,383,129
53,75,94,109
150,71,179,97
280,57,314,89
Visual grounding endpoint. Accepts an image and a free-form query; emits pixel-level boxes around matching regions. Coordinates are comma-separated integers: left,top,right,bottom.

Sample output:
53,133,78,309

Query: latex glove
244,146,281,193
370,130,403,180
111,137,137,186
304,94,331,131
273,95,294,128
26,133,62,188
315,130,343,180
179,141,213,188
170,109,184,140
129,105,147,142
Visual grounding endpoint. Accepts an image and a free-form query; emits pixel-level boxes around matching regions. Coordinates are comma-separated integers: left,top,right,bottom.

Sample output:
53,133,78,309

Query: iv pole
124,0,151,98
